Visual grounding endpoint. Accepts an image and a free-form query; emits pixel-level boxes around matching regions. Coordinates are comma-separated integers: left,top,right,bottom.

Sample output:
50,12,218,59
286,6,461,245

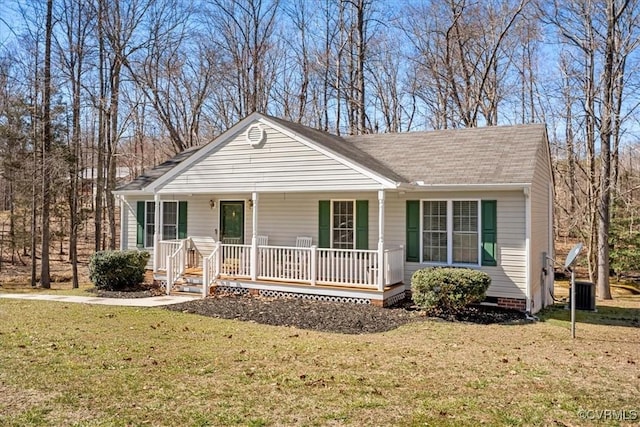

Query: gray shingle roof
115,145,202,191
345,124,546,185
116,113,547,192
265,115,407,183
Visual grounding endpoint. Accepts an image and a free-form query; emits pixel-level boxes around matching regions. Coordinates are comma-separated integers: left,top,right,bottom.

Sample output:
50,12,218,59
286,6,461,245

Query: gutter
112,189,154,197
406,182,532,192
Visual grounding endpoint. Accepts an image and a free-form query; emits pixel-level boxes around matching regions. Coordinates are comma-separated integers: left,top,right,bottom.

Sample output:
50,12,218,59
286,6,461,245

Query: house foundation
497,297,527,311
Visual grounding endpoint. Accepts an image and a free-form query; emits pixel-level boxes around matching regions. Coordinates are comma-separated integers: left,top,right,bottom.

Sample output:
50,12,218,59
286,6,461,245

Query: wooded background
0,0,638,298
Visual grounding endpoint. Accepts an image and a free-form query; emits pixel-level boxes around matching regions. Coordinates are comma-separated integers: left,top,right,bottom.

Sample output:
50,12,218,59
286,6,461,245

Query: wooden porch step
173,284,204,294
182,275,203,285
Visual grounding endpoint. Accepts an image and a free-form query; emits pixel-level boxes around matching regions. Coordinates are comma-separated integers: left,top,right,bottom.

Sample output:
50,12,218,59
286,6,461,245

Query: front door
220,201,244,244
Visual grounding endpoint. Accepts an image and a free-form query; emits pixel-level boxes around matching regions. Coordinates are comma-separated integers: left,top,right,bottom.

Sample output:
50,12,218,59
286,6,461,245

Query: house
113,112,554,313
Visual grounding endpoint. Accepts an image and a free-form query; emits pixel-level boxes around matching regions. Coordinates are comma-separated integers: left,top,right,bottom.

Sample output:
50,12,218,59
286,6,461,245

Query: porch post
153,193,160,273
250,191,258,281
377,190,385,292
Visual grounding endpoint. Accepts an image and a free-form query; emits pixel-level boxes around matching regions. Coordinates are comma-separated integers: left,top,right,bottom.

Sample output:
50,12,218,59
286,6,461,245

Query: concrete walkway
0,293,199,307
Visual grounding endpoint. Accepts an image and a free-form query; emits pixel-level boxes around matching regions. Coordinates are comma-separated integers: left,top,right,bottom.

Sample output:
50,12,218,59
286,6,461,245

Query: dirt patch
165,293,528,334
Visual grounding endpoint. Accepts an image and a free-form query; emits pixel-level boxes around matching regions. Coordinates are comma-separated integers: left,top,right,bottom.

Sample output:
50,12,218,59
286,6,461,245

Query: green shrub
88,250,150,291
411,267,491,313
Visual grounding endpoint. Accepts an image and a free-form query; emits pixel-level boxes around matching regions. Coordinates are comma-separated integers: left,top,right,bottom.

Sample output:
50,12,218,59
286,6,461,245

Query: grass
0,281,96,296
1,296,639,426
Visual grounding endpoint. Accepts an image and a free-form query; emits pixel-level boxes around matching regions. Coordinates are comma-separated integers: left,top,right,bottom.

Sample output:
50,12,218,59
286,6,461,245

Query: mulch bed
88,283,165,299
90,285,530,333
164,293,529,334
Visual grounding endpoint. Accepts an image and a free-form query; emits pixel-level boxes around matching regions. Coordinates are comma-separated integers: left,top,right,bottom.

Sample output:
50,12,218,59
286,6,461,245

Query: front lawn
0,298,638,426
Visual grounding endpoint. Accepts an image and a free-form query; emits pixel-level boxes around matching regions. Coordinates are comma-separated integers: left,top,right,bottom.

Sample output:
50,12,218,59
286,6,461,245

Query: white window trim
144,201,155,248
331,199,356,249
161,201,179,241
144,200,183,247
420,198,482,267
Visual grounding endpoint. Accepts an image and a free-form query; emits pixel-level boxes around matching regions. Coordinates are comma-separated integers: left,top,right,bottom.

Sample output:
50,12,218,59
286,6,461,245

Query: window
162,201,178,240
145,201,155,248
453,201,478,264
332,200,354,249
319,200,368,249
423,201,447,262
422,200,479,265
137,201,187,248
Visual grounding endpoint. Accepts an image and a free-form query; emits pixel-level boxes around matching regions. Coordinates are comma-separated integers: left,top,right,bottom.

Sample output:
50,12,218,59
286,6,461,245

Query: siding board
529,142,554,312
385,191,527,299
122,188,530,301
158,126,382,194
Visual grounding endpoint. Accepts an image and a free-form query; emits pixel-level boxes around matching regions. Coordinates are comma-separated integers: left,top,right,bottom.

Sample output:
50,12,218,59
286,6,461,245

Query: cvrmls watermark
578,409,638,421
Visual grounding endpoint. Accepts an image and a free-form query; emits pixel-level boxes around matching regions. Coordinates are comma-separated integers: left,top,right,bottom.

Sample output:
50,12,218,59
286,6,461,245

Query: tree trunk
95,0,106,252
40,0,54,289
597,0,617,300
356,0,366,134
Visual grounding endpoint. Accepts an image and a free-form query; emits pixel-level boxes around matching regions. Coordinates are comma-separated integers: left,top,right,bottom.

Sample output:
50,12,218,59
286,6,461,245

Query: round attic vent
246,124,266,147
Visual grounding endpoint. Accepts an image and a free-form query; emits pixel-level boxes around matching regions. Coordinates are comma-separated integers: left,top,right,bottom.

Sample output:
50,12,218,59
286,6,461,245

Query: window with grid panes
332,201,354,249
162,201,178,240
421,200,479,264
422,200,447,262
145,201,155,247
452,200,478,263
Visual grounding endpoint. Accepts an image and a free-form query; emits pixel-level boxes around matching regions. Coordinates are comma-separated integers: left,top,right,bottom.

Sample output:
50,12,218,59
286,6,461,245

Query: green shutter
178,201,188,239
481,200,497,266
136,201,145,247
406,200,420,262
318,200,331,248
355,200,368,250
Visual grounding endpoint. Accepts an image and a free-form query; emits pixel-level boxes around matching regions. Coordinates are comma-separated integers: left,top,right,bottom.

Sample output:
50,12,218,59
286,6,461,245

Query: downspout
153,192,160,274
250,191,258,281
377,190,385,292
524,186,531,313
548,181,555,304
117,195,125,250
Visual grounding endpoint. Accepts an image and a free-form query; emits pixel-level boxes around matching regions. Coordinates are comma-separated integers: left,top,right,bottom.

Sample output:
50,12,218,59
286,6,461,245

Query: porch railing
158,240,404,293
202,242,221,297
165,239,187,294
257,246,313,283
220,244,251,277
316,248,378,288
158,239,183,271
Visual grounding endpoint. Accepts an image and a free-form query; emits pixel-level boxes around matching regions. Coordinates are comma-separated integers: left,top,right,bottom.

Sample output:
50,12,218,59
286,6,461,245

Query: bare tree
545,0,639,295
403,0,529,128
56,0,94,288
39,0,54,288
204,0,280,118
124,1,216,153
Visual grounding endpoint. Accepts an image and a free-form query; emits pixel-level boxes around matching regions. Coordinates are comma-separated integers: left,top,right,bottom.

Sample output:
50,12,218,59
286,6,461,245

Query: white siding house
114,112,554,312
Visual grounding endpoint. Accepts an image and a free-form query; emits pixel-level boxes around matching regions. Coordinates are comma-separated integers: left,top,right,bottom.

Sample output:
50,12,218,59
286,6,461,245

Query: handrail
165,240,186,295
202,242,221,297
158,239,183,271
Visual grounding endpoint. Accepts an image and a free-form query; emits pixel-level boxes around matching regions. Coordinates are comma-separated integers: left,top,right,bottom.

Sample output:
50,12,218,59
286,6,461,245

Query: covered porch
157,237,404,302
147,190,406,305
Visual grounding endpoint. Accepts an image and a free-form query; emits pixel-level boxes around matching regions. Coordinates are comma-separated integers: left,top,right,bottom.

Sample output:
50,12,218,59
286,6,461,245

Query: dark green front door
220,201,244,244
